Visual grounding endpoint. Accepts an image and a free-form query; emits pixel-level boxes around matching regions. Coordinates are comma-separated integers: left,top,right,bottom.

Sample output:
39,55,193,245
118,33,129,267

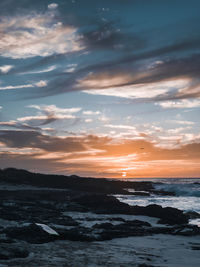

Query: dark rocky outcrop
74,194,189,225
0,244,29,260
184,211,200,219
171,224,200,236
0,168,174,196
130,204,189,225
73,194,133,214
4,223,60,244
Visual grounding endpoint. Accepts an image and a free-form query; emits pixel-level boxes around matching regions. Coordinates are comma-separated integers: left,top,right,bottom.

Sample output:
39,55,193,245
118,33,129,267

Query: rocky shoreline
0,168,200,265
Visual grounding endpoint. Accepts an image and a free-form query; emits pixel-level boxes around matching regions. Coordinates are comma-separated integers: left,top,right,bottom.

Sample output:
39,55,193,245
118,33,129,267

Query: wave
155,183,200,197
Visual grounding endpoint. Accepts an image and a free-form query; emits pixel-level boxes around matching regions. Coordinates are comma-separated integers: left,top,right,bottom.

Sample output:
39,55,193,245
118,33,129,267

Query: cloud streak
0,80,47,90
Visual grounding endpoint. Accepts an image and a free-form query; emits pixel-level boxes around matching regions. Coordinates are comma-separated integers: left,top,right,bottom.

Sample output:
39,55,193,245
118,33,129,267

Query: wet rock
138,264,154,267
123,220,151,227
109,217,126,222
73,194,133,214
184,211,200,219
4,223,60,244
191,246,200,250
131,204,189,225
49,216,79,226
172,225,200,236
58,227,95,241
0,203,62,223
93,220,152,241
0,233,14,243
74,194,189,225
0,244,29,260
93,222,114,229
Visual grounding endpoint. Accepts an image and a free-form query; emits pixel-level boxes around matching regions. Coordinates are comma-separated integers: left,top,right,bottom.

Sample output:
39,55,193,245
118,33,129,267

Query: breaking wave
154,182,200,197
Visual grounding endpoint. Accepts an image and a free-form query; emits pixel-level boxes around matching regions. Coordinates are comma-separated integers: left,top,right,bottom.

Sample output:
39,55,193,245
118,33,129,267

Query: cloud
0,65,14,73
167,127,191,134
48,3,58,10
64,64,77,73
20,65,57,75
0,120,43,131
0,105,82,130
17,115,60,125
29,104,81,114
105,124,136,131
71,51,200,102
82,78,188,99
156,99,200,109
31,47,197,101
0,80,47,90
16,105,81,126
0,8,84,59
85,118,93,123
0,130,200,177
83,110,101,115
0,130,87,153
35,80,48,87
168,120,195,125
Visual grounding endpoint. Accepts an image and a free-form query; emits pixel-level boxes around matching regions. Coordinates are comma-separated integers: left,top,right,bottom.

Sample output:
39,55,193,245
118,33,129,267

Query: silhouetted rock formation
0,168,174,196
74,194,189,225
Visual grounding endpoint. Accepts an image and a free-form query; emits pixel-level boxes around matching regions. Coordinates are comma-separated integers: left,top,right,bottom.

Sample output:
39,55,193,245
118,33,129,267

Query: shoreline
0,168,199,266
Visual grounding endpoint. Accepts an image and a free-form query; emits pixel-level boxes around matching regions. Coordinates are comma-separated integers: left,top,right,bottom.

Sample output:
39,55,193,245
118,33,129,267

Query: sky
0,0,200,178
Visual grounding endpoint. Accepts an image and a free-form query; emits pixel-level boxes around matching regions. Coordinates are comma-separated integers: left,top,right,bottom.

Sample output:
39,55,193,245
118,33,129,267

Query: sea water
116,178,200,227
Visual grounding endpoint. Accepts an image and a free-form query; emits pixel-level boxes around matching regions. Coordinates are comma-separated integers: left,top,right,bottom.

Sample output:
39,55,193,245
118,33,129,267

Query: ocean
116,178,200,227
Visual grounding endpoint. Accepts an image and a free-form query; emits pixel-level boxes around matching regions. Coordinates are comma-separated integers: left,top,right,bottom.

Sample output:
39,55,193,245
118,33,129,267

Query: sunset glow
122,172,127,178
0,0,200,178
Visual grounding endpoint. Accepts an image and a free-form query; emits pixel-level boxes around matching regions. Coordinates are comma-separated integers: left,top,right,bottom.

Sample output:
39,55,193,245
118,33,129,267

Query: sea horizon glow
0,0,200,178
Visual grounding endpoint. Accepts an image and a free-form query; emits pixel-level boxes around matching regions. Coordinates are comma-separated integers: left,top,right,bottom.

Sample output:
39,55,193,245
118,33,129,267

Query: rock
109,217,126,222
0,244,29,260
73,194,188,225
93,220,152,241
131,204,189,225
93,223,114,229
0,233,14,243
184,211,200,219
73,194,133,214
172,225,200,236
138,264,154,267
58,227,95,241
0,203,62,223
191,246,200,250
123,220,151,227
49,216,79,226
4,223,60,244
0,168,154,195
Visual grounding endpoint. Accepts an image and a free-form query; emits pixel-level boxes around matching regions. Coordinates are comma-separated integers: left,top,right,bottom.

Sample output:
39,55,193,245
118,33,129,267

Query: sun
122,172,127,178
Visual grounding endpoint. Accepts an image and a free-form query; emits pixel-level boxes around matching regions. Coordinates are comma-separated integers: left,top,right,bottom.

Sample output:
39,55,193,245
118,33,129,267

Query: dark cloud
0,121,41,131
0,130,87,152
25,38,200,99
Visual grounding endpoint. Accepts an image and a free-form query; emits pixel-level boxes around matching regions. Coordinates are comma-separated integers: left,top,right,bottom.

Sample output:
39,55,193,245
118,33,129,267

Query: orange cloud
0,131,199,178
